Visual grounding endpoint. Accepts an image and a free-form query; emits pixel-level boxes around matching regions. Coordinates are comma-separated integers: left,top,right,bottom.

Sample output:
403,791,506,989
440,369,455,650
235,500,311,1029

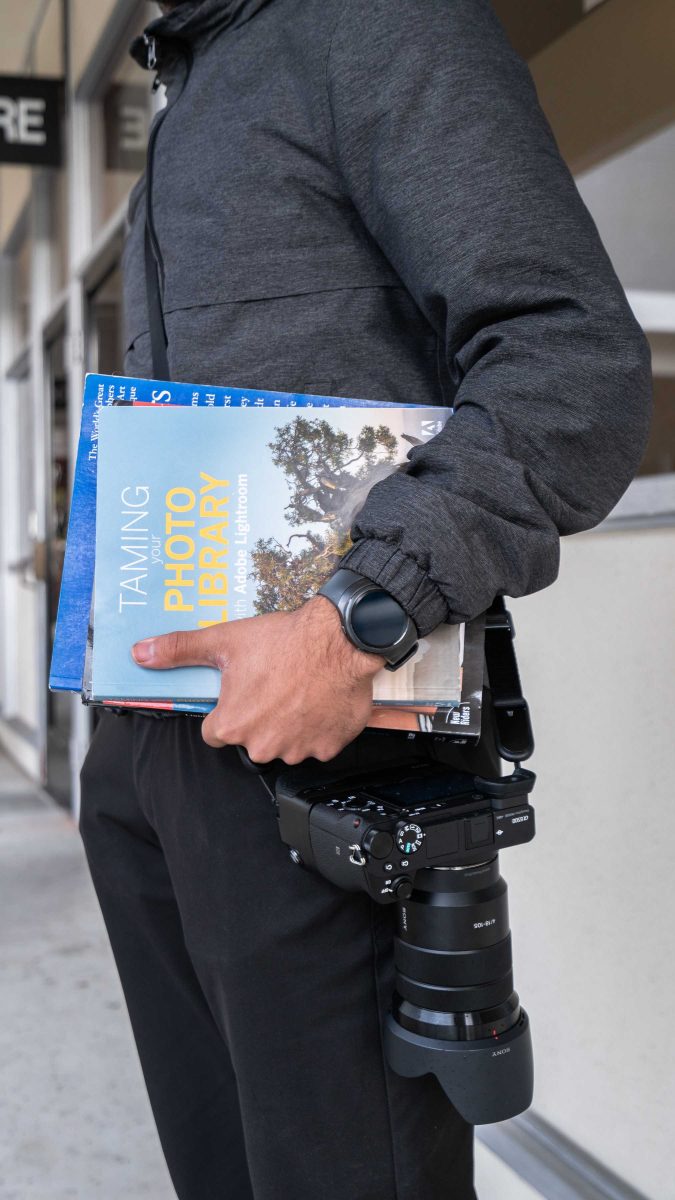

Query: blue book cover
49,373,409,693
89,405,481,735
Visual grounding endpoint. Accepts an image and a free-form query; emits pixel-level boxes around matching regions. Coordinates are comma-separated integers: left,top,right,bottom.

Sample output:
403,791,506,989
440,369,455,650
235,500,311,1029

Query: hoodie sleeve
326,0,653,636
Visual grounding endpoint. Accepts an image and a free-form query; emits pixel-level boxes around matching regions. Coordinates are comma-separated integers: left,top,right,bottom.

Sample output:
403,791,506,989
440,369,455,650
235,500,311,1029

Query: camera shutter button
363,829,394,859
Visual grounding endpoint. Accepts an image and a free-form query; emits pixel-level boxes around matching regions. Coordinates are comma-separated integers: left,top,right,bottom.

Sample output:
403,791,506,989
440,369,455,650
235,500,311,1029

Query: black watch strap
318,568,419,671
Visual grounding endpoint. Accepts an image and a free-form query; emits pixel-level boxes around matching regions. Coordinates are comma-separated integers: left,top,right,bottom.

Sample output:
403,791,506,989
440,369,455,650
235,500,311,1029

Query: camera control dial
396,823,424,855
393,877,413,900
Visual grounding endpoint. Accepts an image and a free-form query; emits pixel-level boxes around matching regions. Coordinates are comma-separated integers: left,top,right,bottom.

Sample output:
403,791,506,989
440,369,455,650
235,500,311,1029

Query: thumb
132,627,223,670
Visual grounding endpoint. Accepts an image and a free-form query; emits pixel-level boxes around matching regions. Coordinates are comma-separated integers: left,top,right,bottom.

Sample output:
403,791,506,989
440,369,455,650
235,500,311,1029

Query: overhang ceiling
0,0,47,73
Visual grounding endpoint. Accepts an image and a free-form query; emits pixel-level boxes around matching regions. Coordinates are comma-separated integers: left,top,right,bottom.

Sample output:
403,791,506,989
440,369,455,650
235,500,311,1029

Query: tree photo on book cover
252,417,400,612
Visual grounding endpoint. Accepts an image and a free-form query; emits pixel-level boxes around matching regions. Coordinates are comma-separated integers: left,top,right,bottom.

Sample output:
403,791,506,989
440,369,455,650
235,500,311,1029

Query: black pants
80,710,499,1200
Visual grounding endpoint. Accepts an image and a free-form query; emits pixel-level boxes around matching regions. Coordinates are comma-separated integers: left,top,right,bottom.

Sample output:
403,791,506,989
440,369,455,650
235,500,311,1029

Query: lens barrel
384,856,534,1124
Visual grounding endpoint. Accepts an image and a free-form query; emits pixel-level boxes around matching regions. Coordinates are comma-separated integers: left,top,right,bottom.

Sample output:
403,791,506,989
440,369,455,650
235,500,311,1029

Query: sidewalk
0,749,542,1200
0,751,173,1199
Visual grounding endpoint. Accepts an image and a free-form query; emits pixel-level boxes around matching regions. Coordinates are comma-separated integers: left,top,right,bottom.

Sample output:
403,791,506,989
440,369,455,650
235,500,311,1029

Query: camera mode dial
396,823,424,855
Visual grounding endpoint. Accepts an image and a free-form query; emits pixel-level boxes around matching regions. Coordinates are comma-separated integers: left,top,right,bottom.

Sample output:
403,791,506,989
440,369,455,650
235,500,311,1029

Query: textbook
87,404,484,736
49,373,406,694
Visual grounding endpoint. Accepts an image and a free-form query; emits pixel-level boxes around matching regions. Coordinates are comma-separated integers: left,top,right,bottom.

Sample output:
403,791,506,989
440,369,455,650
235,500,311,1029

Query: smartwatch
318,568,419,671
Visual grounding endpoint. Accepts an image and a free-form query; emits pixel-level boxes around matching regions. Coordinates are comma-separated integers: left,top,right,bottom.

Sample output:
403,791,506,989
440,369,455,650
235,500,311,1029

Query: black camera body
276,761,535,903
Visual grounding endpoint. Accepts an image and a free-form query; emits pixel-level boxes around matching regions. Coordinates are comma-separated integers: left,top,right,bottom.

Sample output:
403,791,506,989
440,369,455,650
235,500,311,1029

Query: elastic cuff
338,539,450,637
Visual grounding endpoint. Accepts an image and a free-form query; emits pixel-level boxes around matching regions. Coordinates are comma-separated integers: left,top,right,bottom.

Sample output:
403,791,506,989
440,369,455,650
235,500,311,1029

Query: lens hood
383,1008,533,1126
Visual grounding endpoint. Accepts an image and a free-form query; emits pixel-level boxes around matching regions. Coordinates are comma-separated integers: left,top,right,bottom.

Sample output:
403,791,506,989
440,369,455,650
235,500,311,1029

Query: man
79,1,652,1197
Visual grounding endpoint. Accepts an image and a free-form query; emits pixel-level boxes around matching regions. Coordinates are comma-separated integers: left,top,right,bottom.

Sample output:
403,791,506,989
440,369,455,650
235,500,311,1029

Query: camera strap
145,221,170,381
484,598,534,762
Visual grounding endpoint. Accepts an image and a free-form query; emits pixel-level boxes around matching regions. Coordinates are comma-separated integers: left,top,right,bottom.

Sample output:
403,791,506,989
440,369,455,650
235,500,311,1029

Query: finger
132,626,225,670
201,706,238,748
201,722,228,749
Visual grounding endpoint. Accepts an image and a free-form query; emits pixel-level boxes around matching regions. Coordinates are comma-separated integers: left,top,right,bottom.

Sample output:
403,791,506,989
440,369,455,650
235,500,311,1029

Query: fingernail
132,639,156,664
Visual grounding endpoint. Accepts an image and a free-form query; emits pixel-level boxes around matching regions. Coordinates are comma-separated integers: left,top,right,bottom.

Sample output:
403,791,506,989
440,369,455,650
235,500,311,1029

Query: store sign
0,75,63,167
103,84,150,173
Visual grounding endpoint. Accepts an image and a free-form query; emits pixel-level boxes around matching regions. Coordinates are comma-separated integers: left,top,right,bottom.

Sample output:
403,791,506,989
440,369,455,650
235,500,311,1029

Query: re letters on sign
0,76,62,166
0,97,47,146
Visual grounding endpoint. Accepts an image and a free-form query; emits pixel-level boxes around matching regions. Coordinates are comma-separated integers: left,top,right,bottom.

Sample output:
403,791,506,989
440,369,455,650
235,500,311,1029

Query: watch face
350,590,409,649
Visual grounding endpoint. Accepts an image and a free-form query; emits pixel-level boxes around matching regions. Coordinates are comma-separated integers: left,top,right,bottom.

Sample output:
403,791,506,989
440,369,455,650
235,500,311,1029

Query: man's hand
131,596,384,764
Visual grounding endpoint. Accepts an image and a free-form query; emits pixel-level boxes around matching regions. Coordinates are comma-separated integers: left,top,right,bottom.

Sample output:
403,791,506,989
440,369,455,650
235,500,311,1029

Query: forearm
341,319,651,635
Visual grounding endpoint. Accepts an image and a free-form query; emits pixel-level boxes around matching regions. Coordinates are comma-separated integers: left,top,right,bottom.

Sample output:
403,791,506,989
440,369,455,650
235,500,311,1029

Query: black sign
103,84,150,174
0,75,63,167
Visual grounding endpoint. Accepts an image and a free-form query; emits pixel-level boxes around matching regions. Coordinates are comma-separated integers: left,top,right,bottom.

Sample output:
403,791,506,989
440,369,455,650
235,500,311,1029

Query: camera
275,759,536,1125
276,760,534,899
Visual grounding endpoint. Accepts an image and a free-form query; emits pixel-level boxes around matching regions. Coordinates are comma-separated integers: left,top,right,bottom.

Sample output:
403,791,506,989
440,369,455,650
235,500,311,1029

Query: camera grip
237,746,276,774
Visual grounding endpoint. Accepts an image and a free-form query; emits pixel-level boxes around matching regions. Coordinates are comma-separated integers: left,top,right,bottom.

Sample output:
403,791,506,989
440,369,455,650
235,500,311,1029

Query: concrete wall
576,123,675,293
506,526,675,1197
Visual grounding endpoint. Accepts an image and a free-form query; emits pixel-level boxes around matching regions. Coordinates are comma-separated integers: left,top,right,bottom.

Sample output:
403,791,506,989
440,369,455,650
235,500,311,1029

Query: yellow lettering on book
165,535,194,560
200,495,229,518
199,545,228,569
198,608,228,627
166,487,196,511
199,573,228,597
165,589,194,613
163,477,231,618
199,473,229,494
201,522,229,543
165,511,195,535
165,563,194,587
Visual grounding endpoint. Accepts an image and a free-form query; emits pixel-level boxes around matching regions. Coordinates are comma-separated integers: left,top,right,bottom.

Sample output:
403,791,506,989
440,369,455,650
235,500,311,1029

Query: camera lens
384,854,533,1123
391,857,521,1043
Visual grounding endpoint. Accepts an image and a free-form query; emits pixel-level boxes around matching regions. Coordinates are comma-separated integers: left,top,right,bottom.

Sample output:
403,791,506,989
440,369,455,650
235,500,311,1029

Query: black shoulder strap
144,222,170,381
484,597,534,762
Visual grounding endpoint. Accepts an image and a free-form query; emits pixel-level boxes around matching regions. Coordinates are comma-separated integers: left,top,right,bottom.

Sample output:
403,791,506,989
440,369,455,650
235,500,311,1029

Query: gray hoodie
125,0,652,636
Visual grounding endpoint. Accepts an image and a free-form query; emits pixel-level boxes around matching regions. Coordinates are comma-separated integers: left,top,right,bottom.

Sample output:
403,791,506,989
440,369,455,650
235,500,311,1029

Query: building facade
0,0,158,798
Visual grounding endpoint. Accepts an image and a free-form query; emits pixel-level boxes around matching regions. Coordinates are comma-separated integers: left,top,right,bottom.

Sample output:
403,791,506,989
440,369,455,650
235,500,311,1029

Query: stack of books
49,374,484,740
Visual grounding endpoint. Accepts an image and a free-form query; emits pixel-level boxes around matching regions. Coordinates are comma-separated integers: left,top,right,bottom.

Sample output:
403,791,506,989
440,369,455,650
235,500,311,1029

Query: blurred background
0,1,673,1197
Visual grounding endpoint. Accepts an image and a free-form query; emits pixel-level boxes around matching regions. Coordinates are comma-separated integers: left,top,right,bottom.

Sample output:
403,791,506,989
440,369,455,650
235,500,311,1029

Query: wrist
303,595,385,677
316,568,418,670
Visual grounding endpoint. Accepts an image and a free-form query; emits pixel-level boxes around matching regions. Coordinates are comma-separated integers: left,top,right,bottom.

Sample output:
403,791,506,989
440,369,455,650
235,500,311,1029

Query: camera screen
364,769,475,808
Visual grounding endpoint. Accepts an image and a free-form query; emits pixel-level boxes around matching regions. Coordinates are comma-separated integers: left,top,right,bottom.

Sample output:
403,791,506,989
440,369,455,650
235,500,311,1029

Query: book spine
50,375,121,690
